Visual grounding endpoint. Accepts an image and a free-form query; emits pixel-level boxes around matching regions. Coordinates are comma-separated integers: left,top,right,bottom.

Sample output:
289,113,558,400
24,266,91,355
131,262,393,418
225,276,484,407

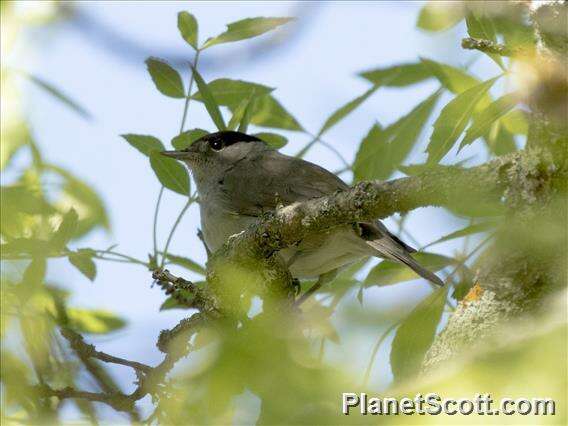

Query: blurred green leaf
318,86,378,136
426,77,499,164
466,9,505,70
202,17,294,49
1,186,54,216
359,62,433,87
171,128,209,150
239,94,303,131
390,286,447,382
178,11,198,49
253,132,288,149
149,151,190,195
1,238,52,257
238,97,255,133
353,91,440,181
461,93,518,149
50,209,78,251
192,78,273,106
190,67,227,130
47,165,110,237
160,290,195,311
420,58,480,95
501,109,529,135
228,96,254,131
121,134,165,156
22,258,46,288
364,252,454,287
417,1,465,32
145,58,185,98
24,73,91,119
0,122,30,171
486,121,517,156
67,309,126,334
163,253,206,275
68,252,97,281
424,221,496,249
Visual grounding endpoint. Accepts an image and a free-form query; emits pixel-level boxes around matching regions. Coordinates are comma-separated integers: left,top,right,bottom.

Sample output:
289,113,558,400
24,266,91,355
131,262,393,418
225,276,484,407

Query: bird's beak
160,150,192,160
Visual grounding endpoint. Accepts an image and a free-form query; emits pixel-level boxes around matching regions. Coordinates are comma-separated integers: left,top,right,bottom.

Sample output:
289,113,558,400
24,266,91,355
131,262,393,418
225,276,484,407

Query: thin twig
152,186,165,260
159,195,196,269
362,321,400,387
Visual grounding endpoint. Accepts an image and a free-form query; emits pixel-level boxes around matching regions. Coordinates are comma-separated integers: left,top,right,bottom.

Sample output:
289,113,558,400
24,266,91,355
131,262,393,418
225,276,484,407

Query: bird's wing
220,149,348,216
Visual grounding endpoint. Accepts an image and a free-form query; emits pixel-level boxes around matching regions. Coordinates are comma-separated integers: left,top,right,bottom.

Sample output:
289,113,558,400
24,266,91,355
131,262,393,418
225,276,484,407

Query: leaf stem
179,50,201,134
362,321,400,387
159,194,197,269
152,186,165,260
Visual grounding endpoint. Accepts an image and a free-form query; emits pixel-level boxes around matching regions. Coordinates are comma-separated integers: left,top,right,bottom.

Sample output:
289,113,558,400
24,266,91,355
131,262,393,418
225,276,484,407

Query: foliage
1,2,566,425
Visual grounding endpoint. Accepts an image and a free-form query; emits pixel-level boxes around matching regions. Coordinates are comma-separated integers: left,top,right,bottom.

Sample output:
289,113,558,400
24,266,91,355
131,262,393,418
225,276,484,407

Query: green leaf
50,208,79,251
1,238,52,257
420,58,480,95
145,58,185,98
253,132,288,149
160,291,195,311
359,62,433,87
149,151,190,195
22,258,46,288
171,128,209,150
417,1,465,32
501,109,529,135
228,96,254,131
163,253,206,275
426,77,499,164
68,252,97,281
24,73,91,119
192,78,273,106
238,97,255,133
485,121,517,156
353,124,390,182
177,11,198,49
67,309,126,334
318,86,378,136
353,91,440,182
48,165,110,237
461,93,518,149
466,9,505,70
239,95,303,131
121,134,165,156
190,67,226,130
202,17,294,49
390,287,447,382
424,221,497,249
364,252,454,287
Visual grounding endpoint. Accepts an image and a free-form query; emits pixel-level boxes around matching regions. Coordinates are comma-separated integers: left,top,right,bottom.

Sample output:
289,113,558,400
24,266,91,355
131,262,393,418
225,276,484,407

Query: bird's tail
365,238,445,287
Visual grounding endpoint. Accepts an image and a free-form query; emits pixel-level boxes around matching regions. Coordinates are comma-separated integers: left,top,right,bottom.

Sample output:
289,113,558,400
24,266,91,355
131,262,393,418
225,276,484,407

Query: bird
161,130,443,287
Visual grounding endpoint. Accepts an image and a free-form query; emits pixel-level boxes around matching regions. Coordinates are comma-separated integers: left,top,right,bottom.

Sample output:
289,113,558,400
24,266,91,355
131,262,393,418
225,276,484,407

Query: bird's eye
210,140,223,151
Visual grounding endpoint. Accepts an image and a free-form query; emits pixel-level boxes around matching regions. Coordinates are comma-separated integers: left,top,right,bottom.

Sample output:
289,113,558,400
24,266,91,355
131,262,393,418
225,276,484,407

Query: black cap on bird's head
161,130,263,161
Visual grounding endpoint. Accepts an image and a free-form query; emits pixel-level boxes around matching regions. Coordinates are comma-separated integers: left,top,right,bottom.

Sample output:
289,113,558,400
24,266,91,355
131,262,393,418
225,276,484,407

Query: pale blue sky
11,1,500,421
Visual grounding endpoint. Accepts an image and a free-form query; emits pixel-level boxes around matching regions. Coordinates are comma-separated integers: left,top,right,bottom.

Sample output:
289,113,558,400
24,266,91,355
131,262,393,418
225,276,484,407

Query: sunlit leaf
190,67,226,130
466,9,505,69
163,253,206,275
67,309,126,334
227,96,254,131
1,238,51,257
145,58,185,98
68,251,97,281
202,17,294,49
501,109,529,135
192,78,273,106
485,121,517,156
461,93,518,149
390,286,447,382
178,11,198,49
149,151,190,195
420,58,480,95
253,132,288,149
353,91,440,181
318,86,378,136
424,221,497,249
359,62,433,87
426,77,499,164
24,73,91,119
50,208,78,251
171,128,209,150
417,1,465,32
364,252,454,287
121,134,165,156
240,94,303,131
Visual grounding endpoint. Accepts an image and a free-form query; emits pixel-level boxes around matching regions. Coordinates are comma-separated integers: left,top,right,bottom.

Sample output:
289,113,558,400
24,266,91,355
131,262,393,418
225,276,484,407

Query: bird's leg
295,269,338,306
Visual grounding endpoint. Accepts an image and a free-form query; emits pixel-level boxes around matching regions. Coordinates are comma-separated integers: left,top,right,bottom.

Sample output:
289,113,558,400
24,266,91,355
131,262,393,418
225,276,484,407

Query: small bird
162,130,443,286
